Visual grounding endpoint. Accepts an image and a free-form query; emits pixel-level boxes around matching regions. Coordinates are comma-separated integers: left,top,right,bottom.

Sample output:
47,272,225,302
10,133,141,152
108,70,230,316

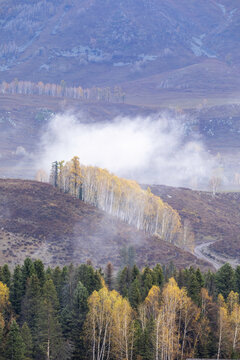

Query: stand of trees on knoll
49,157,194,249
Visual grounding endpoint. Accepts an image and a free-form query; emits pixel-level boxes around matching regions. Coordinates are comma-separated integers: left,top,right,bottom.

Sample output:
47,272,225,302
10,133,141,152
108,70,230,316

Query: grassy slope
0,179,211,270
150,185,240,260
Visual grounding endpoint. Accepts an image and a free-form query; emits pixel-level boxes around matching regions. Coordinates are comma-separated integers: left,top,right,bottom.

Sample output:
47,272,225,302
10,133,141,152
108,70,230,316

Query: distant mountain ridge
0,0,239,89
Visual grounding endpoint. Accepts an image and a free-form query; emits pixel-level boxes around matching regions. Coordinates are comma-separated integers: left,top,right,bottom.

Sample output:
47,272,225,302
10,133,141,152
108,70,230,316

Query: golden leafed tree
85,286,134,360
56,159,182,245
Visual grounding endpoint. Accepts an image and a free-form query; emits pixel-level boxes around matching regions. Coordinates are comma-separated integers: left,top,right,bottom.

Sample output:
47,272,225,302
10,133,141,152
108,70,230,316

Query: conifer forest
1,259,240,360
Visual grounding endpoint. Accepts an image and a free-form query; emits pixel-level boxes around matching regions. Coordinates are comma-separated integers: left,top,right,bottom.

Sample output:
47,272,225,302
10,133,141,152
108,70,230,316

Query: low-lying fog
37,112,216,188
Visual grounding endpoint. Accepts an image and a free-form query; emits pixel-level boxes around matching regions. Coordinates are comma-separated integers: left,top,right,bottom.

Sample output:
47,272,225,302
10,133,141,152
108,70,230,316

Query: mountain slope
0,0,239,89
0,179,211,270
150,184,240,263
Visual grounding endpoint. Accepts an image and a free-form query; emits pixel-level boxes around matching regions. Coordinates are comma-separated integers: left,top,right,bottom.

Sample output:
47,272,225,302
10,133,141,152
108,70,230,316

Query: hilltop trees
51,157,182,246
70,156,82,198
50,161,59,188
0,80,126,103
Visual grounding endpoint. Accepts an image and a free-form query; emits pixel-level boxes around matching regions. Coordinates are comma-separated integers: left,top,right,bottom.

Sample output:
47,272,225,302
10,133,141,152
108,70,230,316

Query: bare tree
209,176,222,197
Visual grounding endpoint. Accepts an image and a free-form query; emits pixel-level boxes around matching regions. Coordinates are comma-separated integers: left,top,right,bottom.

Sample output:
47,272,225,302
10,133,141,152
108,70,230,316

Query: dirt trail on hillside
194,242,220,270
194,241,240,270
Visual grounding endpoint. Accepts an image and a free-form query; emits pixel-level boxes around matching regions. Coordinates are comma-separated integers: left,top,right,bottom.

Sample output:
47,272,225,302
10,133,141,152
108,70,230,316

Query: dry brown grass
150,185,240,261
0,179,211,270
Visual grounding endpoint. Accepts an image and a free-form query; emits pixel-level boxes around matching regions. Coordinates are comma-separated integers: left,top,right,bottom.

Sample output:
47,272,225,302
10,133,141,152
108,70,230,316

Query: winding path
194,242,223,270
194,241,240,270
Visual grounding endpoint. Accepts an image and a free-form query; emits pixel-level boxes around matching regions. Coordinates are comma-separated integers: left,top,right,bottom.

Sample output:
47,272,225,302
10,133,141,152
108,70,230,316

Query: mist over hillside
38,112,216,187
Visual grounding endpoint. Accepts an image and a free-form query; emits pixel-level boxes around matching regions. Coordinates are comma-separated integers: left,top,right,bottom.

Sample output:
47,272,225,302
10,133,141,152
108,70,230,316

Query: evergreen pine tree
33,260,45,287
61,264,76,309
71,282,89,360
0,264,11,287
216,263,235,299
45,266,52,279
134,319,154,360
76,264,102,294
21,258,35,293
21,322,33,360
5,320,25,360
204,270,216,297
164,261,176,281
142,267,153,300
196,268,204,288
235,266,240,294
176,269,185,288
186,268,200,304
21,274,41,353
152,263,164,288
131,264,140,282
38,279,66,360
129,278,141,308
52,266,63,301
117,266,131,297
10,265,23,315
105,262,113,290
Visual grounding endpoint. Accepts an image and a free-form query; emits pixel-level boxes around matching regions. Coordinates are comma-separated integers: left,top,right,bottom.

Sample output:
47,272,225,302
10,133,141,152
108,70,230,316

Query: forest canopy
0,260,240,359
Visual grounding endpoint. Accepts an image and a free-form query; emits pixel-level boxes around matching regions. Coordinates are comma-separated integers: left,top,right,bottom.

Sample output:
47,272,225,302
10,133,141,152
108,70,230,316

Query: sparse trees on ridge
0,80,126,103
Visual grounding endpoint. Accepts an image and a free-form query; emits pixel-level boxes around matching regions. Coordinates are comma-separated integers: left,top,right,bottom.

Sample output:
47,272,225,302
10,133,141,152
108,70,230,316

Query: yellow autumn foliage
141,279,199,360
0,281,9,312
0,281,10,330
57,157,182,245
86,286,134,360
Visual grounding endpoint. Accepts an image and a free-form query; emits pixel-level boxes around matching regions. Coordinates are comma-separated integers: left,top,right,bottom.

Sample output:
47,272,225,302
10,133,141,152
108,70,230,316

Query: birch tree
53,159,182,245
85,287,134,360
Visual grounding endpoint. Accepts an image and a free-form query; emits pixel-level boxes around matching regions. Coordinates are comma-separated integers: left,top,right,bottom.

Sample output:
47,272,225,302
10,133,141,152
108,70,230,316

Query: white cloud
38,112,215,187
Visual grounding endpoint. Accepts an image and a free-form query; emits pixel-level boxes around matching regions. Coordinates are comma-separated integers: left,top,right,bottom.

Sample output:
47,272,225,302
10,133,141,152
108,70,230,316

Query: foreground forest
0,259,240,360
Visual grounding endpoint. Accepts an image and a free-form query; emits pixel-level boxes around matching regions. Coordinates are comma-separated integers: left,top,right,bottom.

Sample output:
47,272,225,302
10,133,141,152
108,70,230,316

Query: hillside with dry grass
0,179,211,270
150,184,240,262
